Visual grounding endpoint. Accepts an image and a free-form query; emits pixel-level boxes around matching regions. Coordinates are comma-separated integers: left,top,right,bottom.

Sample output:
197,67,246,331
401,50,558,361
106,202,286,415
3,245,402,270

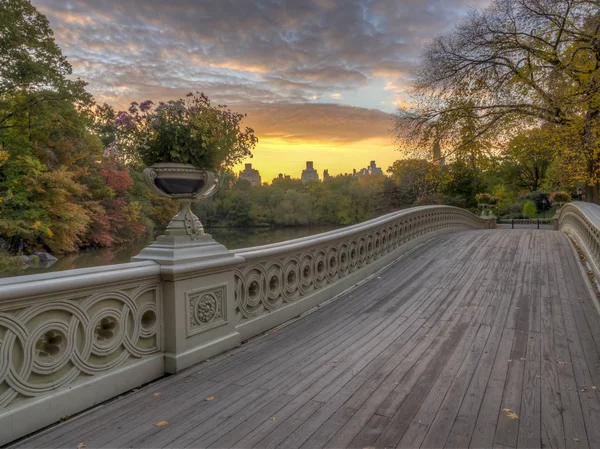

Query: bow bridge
1,204,600,448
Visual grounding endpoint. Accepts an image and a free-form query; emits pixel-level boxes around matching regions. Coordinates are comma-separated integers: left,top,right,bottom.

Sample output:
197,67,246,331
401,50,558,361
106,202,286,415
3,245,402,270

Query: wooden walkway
12,230,600,449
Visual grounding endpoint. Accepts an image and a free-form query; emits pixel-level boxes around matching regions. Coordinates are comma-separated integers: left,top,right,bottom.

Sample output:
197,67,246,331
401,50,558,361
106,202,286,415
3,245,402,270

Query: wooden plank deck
10,229,600,449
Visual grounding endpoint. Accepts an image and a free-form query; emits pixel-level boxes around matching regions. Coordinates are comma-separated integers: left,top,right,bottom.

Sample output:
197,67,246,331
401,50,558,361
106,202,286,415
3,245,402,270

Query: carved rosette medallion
187,285,227,336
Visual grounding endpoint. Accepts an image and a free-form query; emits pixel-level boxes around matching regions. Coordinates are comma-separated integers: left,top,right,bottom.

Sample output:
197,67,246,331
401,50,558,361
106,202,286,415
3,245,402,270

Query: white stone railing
232,206,492,338
0,262,163,444
0,205,491,445
555,202,600,281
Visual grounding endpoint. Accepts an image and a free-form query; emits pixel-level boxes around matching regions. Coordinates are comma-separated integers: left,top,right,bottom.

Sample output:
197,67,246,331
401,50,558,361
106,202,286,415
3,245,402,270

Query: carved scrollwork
234,208,488,323
187,285,227,336
0,283,161,409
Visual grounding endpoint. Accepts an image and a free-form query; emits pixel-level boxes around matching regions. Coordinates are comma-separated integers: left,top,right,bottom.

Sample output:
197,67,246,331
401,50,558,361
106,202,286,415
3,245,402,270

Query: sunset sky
33,0,489,181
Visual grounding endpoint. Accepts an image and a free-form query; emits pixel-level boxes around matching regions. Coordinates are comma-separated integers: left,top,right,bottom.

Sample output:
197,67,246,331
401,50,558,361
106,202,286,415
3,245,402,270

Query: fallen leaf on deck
271,417,276,421
573,437,580,442
154,421,168,427
76,443,86,449
205,396,214,401
593,386,597,390
558,361,566,365
227,354,232,357
503,408,519,420
153,392,161,397
520,358,527,361
589,396,594,399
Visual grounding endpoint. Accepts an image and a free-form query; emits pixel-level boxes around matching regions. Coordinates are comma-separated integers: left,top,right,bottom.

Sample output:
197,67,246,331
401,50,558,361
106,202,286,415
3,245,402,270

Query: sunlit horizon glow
32,0,491,176
233,136,397,183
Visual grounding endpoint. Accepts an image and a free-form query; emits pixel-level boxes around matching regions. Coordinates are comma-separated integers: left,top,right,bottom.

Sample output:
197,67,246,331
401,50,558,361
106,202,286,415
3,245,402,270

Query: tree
397,0,600,201
388,159,440,204
0,0,91,131
504,125,557,192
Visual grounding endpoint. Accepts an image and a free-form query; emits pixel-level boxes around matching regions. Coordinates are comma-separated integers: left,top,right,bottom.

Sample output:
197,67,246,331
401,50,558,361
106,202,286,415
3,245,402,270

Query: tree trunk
584,106,600,204
585,184,599,204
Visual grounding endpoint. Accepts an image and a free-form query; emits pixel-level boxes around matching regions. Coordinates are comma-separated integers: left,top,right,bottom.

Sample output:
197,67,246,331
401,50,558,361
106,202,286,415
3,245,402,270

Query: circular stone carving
141,309,157,330
248,280,261,302
94,317,117,343
195,295,217,323
35,330,65,360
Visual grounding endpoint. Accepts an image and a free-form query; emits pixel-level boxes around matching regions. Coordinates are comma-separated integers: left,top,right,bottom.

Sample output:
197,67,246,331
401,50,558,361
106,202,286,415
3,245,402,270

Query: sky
33,0,490,181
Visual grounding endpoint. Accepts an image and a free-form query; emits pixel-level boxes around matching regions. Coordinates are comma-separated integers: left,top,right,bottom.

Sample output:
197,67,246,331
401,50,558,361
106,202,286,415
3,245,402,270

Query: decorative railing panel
232,206,490,323
556,202,600,276
0,262,162,410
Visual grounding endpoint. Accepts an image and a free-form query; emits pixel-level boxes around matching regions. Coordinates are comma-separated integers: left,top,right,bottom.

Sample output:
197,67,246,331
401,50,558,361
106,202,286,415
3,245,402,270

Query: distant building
301,161,320,183
353,160,383,177
272,173,291,183
368,160,383,176
239,163,261,186
323,169,331,181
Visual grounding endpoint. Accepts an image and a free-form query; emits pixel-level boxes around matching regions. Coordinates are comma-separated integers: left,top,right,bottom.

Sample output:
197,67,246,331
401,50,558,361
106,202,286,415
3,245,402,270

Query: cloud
240,102,395,144
331,93,342,100
33,0,491,111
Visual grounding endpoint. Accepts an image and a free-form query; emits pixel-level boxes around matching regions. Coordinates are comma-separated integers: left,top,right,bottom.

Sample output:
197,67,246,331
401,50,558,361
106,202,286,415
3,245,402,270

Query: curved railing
555,202,600,280
232,205,492,336
0,205,490,444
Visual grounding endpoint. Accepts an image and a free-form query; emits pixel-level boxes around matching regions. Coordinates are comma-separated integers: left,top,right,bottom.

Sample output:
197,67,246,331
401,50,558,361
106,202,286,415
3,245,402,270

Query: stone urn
144,163,218,239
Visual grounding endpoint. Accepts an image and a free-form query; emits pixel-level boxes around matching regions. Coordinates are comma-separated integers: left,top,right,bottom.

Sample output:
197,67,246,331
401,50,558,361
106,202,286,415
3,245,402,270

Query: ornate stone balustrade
232,206,492,338
0,205,490,444
0,262,163,444
556,202,600,281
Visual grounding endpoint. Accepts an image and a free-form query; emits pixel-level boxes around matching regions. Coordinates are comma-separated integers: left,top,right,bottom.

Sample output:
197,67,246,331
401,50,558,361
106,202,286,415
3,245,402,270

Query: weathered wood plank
11,229,600,449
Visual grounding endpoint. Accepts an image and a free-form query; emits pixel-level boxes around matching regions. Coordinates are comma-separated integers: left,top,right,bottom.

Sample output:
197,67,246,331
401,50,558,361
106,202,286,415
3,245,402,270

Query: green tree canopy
397,0,600,201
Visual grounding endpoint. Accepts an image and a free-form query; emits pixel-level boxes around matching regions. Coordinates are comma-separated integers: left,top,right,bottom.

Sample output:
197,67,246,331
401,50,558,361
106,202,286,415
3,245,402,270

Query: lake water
1,225,340,278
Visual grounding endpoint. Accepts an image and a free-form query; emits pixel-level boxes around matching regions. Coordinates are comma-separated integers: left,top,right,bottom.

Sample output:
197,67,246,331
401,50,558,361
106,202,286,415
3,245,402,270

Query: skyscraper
301,161,320,183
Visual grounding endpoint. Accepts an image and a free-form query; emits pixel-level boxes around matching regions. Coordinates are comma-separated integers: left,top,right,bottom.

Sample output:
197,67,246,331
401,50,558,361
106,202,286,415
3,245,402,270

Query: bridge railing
0,262,163,444
232,206,493,338
555,201,600,282
0,205,491,444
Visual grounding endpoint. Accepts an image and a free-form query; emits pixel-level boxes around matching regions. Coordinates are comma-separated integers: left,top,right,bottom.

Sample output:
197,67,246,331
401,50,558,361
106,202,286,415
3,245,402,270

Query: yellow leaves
0,149,9,168
227,353,232,357
76,443,86,449
205,396,214,401
153,392,161,397
154,421,168,427
573,437,580,442
503,408,519,420
32,220,42,230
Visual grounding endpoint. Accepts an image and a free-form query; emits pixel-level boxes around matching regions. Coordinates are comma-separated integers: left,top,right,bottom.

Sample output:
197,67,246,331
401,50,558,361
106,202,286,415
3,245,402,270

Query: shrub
113,92,258,170
523,200,537,218
550,191,571,204
475,193,492,204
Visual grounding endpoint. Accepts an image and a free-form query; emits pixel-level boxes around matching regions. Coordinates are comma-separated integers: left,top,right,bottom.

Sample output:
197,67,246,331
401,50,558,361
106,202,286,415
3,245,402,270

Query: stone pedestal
134,233,244,373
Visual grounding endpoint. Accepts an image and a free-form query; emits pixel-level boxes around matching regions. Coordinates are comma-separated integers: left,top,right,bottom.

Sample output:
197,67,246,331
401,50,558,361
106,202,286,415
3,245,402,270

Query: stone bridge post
134,233,243,373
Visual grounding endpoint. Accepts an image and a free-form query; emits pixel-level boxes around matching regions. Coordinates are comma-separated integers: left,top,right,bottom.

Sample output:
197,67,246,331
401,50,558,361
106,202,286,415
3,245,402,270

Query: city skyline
240,160,386,184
